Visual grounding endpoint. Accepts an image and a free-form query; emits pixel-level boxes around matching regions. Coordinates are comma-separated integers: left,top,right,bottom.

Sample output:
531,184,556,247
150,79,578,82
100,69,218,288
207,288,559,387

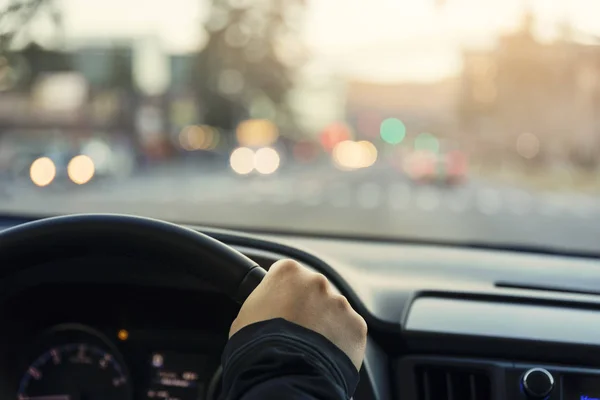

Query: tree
1,0,307,135
197,0,306,134
0,0,60,52
0,0,62,91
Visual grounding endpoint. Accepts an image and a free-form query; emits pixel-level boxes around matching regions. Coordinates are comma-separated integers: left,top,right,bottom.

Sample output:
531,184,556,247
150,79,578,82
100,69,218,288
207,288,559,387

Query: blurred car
1,133,135,188
404,150,468,185
229,146,282,177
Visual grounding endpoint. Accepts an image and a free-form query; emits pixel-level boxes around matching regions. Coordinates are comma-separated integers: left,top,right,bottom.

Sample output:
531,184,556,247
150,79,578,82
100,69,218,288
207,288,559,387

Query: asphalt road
1,162,600,254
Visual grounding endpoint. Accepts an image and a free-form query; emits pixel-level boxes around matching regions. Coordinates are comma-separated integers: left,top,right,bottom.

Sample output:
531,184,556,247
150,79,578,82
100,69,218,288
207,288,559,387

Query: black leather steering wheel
0,214,267,304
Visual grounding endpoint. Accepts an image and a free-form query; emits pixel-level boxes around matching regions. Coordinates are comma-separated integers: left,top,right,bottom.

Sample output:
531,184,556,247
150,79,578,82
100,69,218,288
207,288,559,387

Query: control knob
522,368,554,398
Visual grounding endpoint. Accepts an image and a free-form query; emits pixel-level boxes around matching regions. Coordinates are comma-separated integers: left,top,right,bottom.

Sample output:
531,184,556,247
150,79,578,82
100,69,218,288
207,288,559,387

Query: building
0,42,136,134
459,15,600,166
345,78,460,142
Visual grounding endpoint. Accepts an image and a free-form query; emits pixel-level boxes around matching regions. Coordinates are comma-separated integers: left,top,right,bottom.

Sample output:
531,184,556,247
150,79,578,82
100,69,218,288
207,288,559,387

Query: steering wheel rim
0,214,267,304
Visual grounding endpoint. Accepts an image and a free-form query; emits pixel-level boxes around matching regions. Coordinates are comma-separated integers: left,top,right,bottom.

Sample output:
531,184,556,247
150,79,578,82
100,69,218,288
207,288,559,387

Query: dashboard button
522,368,554,398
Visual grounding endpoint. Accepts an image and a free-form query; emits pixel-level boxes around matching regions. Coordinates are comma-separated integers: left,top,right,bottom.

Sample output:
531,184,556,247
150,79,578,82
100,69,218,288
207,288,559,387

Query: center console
508,364,600,400
396,356,600,400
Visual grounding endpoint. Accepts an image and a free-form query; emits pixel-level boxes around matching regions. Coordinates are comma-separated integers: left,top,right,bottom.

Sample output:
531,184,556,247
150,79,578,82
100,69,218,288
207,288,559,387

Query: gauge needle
20,396,71,400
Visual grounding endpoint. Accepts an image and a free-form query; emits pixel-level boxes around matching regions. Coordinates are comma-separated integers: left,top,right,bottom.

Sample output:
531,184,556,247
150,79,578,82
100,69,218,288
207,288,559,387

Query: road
1,161,600,254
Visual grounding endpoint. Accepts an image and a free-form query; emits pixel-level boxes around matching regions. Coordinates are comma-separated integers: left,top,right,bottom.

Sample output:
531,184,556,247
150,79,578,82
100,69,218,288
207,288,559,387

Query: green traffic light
414,133,440,153
380,118,406,145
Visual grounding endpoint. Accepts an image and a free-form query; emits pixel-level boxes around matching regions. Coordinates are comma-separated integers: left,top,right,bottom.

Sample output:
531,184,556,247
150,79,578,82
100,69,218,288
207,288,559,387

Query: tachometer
17,325,132,400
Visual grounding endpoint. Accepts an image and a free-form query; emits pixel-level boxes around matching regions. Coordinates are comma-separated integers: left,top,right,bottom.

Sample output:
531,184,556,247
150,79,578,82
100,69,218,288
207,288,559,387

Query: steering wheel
0,213,267,303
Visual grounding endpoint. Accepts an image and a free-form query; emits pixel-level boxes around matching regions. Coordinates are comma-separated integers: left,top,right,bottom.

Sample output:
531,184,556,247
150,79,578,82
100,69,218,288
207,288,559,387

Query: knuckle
270,259,301,275
332,294,351,310
311,273,330,292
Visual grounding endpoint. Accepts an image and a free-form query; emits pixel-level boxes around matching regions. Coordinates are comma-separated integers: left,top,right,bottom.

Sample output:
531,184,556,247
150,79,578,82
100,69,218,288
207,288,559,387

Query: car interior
3,0,600,399
1,213,600,400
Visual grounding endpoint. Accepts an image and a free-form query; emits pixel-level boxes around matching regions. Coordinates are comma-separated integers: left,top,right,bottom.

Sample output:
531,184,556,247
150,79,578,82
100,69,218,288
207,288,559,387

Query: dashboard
2,215,600,400
3,284,233,400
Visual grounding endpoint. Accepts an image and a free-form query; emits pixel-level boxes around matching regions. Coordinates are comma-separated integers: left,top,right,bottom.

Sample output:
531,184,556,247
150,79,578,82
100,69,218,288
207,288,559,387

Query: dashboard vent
416,365,491,400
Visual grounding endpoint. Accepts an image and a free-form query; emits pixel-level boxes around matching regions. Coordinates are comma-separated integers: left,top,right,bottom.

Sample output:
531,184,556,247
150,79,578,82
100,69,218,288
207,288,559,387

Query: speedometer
17,325,132,400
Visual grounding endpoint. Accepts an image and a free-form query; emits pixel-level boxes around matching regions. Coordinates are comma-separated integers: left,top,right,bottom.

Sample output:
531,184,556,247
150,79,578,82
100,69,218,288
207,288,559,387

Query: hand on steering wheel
230,259,367,370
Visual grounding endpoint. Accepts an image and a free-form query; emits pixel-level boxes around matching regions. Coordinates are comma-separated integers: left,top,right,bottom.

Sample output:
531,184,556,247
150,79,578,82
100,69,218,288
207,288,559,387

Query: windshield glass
1,0,599,252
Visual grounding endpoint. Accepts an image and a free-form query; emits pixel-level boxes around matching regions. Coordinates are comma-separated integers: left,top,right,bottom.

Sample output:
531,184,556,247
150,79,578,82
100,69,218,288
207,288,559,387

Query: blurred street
1,162,599,254
4,0,600,255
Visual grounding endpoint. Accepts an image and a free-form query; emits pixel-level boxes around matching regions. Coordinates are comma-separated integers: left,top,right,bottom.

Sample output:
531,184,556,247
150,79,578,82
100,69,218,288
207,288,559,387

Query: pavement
1,161,600,254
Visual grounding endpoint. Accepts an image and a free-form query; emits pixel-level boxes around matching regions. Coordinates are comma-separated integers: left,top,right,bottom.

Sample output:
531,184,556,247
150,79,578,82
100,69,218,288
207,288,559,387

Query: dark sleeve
220,318,360,400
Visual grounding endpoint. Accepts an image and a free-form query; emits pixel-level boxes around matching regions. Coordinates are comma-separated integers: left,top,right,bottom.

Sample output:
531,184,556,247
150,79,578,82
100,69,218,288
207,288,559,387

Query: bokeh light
30,157,56,187
180,126,206,150
179,125,220,151
320,122,351,152
446,150,469,178
333,141,361,170
68,155,95,185
117,329,129,341
403,151,437,180
332,140,377,170
209,127,221,149
236,119,279,147
414,133,440,154
230,147,255,175
254,147,280,175
516,132,540,159
380,118,406,145
357,141,378,168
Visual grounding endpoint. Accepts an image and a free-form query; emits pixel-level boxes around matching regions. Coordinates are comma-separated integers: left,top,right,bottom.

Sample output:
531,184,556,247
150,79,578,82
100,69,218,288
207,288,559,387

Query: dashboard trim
406,297,600,346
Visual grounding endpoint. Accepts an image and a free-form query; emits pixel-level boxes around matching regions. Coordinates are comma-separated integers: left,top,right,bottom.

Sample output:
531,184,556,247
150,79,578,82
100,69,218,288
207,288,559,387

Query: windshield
1,0,599,253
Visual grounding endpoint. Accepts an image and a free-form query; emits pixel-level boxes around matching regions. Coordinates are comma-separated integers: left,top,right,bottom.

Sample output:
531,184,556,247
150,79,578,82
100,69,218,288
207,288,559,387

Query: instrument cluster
2,283,237,400
17,323,223,400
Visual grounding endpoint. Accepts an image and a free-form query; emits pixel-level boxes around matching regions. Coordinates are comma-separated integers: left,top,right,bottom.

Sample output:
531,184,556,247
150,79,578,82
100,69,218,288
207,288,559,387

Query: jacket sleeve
220,318,360,400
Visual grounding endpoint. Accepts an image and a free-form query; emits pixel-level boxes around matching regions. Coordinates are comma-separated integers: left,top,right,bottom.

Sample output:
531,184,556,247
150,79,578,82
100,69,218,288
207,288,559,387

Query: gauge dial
17,325,132,400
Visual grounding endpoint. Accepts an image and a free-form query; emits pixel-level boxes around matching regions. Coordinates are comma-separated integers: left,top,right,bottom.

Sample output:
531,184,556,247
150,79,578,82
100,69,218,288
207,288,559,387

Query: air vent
416,365,491,400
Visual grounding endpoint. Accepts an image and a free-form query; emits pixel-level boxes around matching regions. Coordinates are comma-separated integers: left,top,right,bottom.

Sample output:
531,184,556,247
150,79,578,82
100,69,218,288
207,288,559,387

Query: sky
12,0,600,82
